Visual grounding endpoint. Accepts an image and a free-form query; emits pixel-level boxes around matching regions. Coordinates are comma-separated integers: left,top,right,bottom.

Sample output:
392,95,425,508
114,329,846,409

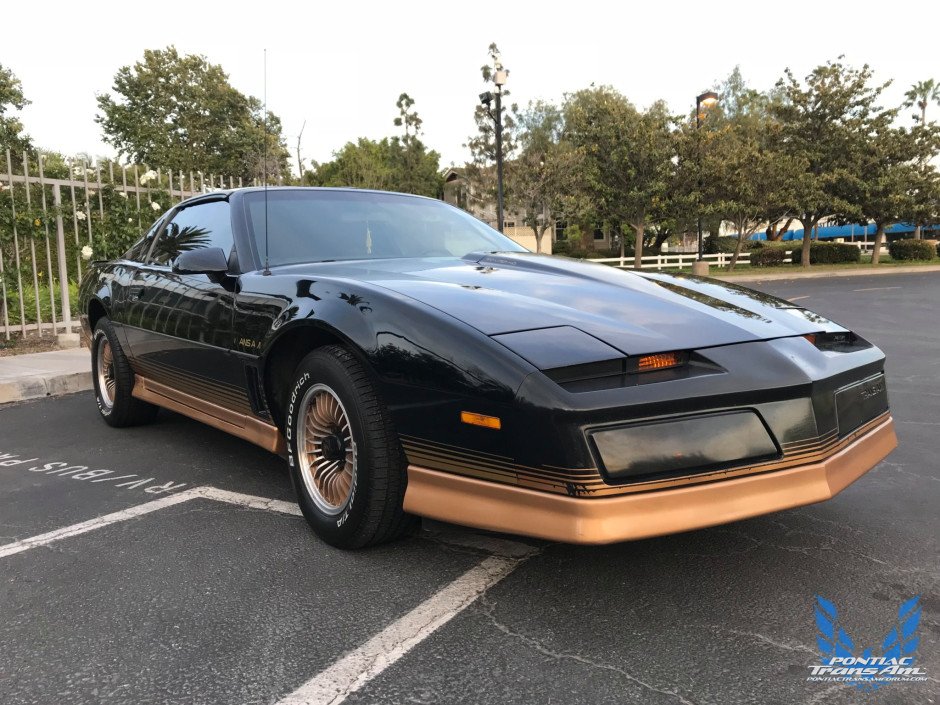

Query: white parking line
0,487,202,559
277,553,533,705
0,486,301,559
198,486,303,516
853,286,901,292
2,481,538,703
788,295,810,301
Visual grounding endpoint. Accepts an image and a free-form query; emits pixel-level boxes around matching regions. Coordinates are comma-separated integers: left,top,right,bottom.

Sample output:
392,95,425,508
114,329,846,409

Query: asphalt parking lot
1,271,937,705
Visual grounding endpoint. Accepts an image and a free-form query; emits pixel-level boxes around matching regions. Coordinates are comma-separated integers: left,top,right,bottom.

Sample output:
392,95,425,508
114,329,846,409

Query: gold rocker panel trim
403,416,897,545
132,375,286,455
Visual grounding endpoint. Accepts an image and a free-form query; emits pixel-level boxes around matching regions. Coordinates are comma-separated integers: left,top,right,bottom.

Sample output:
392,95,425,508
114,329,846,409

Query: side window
150,201,234,268
123,216,165,262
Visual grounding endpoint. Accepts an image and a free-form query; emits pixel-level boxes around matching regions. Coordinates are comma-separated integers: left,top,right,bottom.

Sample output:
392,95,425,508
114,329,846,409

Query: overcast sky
4,0,937,171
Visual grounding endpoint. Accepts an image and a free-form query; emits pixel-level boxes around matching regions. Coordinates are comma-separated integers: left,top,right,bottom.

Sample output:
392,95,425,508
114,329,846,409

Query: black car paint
79,188,887,496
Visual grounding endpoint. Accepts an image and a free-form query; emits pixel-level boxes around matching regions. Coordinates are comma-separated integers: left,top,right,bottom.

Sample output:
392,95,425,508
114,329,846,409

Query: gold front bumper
403,416,897,544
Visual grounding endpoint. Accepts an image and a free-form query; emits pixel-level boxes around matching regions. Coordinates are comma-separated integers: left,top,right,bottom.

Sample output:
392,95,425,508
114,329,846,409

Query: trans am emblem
807,595,928,690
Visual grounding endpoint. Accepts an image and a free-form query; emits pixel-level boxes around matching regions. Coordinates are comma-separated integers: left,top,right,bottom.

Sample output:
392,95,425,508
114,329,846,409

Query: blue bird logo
814,595,922,692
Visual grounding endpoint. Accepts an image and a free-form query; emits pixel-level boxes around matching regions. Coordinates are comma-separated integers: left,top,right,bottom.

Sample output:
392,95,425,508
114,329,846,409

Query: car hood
273,252,844,355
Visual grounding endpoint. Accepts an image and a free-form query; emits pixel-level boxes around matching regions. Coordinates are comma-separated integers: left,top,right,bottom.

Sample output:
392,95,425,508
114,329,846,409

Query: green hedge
750,247,787,267
888,239,936,261
791,242,861,265
750,240,792,249
553,241,633,260
0,280,80,326
704,235,761,254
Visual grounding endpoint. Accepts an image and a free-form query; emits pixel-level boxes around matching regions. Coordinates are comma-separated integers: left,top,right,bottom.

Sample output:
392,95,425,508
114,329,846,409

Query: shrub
704,235,738,254
887,239,936,261
791,242,861,265
705,235,763,254
0,280,80,325
552,239,572,255
937,241,940,259
751,240,791,249
750,247,787,267
552,240,590,259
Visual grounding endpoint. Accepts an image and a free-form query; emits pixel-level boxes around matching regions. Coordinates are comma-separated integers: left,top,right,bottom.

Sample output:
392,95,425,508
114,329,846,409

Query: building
442,168,553,254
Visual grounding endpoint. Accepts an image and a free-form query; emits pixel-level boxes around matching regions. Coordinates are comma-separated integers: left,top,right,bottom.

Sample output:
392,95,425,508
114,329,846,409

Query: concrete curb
0,349,92,405
712,264,940,283
0,371,93,404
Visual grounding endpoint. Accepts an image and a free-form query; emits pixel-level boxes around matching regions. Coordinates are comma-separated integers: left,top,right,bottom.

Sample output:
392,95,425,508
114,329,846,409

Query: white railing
588,251,789,270
589,240,876,270
0,149,241,340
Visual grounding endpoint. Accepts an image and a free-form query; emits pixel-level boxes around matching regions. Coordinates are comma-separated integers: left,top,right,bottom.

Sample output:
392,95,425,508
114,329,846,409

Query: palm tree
903,79,940,126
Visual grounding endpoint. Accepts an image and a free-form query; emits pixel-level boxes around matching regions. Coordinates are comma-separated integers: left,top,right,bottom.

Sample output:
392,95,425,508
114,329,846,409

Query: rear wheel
91,318,158,427
286,345,416,548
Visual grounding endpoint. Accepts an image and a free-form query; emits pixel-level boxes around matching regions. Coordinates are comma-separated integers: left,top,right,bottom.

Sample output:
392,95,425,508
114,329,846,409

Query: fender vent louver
245,366,271,419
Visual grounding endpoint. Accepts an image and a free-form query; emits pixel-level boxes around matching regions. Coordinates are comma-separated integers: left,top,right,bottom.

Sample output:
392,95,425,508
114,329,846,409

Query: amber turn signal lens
460,411,502,430
637,352,684,371
803,334,817,345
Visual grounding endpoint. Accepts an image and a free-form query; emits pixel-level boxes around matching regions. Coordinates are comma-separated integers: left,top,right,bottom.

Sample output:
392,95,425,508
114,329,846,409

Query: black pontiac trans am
79,187,897,548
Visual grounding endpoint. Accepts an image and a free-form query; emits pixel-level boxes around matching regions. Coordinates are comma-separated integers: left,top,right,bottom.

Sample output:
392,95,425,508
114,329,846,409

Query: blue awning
746,222,940,241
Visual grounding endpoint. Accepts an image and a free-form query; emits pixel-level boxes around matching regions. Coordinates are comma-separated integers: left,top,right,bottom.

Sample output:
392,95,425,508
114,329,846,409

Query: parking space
1,499,489,705
1,272,937,705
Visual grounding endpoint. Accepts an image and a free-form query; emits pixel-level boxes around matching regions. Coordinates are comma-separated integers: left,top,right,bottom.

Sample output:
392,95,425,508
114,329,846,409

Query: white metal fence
0,149,241,340
588,241,875,270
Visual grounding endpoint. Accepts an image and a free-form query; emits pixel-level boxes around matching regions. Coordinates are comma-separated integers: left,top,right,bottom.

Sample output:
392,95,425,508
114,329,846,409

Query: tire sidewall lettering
286,372,311,468
336,469,357,527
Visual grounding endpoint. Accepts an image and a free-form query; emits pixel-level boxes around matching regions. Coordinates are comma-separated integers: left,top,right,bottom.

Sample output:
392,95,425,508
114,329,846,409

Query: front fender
243,273,535,404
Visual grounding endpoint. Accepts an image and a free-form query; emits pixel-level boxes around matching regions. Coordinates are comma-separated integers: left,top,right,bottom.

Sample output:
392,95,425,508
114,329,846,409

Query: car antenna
262,48,271,276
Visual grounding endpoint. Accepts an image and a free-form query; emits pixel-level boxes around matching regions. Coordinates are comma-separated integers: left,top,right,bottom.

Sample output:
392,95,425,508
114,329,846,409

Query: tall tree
310,138,396,190
691,72,799,268
96,46,289,181
309,94,441,197
389,93,443,197
772,60,893,266
506,101,578,253
862,126,919,264
0,62,32,153
564,88,677,268
903,79,940,127
862,123,940,261
704,122,801,269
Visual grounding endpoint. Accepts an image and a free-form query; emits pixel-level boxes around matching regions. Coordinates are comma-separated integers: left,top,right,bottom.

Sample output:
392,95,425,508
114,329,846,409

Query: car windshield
243,189,526,266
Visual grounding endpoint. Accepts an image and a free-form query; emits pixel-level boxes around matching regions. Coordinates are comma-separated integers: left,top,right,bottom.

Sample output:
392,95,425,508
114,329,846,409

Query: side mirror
172,247,230,276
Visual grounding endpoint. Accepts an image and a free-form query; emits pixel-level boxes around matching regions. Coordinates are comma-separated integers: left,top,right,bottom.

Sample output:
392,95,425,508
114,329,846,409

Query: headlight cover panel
589,410,780,483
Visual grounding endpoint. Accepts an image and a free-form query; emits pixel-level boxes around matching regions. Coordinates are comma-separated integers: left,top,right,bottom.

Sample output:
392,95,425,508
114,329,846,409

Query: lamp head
697,91,719,108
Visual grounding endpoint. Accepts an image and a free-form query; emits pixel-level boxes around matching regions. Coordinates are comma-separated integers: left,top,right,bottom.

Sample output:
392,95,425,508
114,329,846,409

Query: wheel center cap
321,434,345,461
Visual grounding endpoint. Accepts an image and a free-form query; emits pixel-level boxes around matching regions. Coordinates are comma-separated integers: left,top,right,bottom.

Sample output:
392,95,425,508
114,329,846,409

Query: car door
122,198,251,414
106,216,167,351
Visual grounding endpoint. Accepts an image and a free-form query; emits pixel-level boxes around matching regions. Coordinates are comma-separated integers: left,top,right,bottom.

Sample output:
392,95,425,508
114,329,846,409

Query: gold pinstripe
130,357,252,415
400,411,890,498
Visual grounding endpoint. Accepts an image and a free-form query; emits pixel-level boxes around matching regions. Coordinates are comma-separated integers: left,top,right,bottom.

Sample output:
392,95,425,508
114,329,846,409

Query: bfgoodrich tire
91,318,158,427
285,345,416,548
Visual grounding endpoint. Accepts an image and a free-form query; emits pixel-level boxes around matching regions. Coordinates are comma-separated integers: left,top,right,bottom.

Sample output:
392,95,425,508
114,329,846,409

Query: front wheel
285,345,416,548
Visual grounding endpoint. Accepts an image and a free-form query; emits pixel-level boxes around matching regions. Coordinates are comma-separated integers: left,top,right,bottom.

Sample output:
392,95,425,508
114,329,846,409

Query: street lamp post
480,54,509,232
694,91,718,275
